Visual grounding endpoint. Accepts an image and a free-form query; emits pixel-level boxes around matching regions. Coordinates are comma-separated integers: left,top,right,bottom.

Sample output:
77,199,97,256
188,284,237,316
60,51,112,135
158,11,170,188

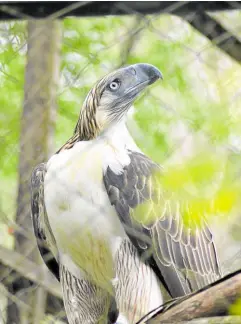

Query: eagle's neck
100,118,139,153
74,109,100,141
57,110,138,154
57,107,99,153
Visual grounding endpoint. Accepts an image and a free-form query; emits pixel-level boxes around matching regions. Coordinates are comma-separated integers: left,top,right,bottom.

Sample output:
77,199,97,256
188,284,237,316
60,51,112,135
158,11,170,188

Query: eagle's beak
124,63,163,96
132,63,163,85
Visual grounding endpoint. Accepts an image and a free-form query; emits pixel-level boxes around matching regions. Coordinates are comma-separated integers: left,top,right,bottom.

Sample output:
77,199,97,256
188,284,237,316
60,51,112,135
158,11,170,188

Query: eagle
31,63,221,324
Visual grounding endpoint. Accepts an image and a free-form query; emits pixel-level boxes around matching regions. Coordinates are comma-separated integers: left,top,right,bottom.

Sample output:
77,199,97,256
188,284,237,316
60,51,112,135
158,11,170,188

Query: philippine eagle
31,63,221,324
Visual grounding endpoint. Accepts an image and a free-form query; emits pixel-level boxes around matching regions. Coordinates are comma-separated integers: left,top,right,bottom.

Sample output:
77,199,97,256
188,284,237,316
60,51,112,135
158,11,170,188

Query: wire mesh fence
0,1,241,323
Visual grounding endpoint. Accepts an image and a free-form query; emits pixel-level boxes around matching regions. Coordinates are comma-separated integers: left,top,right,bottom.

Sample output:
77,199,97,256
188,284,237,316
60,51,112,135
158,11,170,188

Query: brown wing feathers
104,150,221,298
30,163,60,281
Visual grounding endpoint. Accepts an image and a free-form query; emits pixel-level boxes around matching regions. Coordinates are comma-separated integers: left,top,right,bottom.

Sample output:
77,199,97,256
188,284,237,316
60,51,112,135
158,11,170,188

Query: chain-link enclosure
0,2,241,323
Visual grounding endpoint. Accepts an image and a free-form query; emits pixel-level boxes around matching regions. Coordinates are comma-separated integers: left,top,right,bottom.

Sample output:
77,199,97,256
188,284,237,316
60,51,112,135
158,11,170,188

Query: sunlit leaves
229,297,241,316
0,21,26,177
155,151,241,227
162,152,223,193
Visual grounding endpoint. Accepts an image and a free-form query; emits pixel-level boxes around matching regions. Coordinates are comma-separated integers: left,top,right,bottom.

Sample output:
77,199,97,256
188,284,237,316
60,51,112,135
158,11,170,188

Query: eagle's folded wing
30,163,59,281
104,151,221,297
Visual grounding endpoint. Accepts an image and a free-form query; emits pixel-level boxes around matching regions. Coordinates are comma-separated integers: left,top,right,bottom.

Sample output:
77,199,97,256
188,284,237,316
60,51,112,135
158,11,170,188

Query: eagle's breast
44,138,128,289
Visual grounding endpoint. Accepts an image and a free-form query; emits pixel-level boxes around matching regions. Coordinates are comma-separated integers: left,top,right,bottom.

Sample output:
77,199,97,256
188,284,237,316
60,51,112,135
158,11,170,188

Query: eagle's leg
114,239,163,324
60,264,117,324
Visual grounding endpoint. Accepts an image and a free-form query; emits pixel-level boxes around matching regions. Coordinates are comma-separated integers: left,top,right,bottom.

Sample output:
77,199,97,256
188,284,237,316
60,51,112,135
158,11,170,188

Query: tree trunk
7,19,62,324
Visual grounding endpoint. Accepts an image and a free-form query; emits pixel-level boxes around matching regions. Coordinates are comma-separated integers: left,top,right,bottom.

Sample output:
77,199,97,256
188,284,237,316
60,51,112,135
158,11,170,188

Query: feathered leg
60,264,118,324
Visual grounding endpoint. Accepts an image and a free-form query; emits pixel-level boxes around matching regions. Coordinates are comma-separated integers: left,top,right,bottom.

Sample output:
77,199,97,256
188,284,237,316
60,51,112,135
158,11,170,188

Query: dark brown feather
30,163,59,281
104,150,221,298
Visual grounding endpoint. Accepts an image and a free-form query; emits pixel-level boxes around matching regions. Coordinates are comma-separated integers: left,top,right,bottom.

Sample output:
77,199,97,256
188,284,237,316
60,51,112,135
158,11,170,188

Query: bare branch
177,316,241,324
186,11,241,62
147,270,241,323
0,245,62,299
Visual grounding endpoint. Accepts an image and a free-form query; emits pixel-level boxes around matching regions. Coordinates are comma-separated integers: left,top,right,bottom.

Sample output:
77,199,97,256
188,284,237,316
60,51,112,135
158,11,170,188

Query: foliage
0,10,241,287
230,296,241,316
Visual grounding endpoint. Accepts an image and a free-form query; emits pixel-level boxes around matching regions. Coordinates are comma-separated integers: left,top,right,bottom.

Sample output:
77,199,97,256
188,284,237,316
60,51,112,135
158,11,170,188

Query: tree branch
185,11,241,62
0,245,62,299
177,316,241,324
147,269,241,323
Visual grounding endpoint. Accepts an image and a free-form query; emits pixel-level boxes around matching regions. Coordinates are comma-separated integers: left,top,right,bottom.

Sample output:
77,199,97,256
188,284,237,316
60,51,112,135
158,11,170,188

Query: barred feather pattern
115,239,162,323
60,264,115,324
60,238,161,324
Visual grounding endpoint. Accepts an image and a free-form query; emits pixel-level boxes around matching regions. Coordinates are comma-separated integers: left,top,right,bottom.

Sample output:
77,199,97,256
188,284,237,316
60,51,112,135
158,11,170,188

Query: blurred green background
0,10,241,321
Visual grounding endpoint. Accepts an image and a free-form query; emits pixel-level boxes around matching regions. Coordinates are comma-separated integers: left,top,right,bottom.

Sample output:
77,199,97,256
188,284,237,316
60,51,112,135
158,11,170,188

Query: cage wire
0,1,241,323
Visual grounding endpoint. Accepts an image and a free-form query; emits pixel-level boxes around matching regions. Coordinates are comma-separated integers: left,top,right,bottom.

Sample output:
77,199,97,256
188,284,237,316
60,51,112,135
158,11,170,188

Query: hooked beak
134,63,163,85
124,63,163,95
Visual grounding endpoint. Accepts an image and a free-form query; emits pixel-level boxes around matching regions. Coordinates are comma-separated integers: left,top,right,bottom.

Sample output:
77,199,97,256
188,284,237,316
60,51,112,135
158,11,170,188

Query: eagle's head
75,63,162,140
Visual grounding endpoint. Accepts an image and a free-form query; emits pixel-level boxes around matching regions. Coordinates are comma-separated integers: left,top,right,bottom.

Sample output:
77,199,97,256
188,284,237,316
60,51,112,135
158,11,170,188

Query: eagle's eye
109,79,121,91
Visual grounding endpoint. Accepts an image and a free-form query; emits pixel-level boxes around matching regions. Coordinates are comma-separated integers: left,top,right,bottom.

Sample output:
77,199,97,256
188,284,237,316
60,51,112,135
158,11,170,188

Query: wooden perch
147,269,241,323
178,316,241,324
0,245,62,299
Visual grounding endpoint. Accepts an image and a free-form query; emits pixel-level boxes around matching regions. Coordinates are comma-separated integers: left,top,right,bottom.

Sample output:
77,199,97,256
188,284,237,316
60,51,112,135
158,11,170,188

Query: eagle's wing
104,151,221,297
30,163,59,281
